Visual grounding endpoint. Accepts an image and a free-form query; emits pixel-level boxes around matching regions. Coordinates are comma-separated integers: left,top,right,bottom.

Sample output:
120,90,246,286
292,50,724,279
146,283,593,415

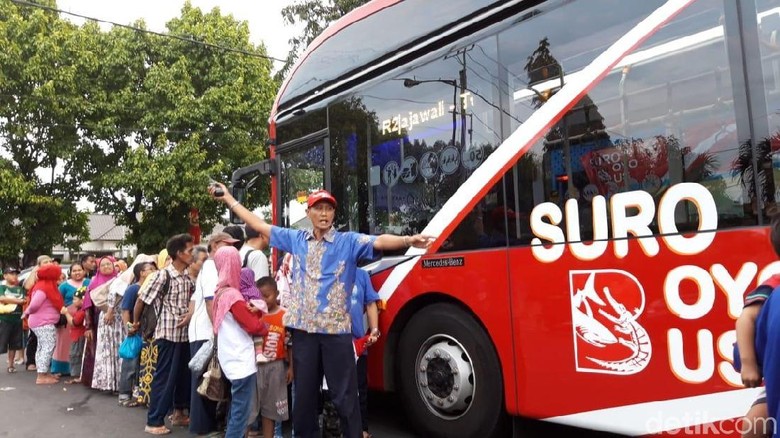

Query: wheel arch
382,291,504,394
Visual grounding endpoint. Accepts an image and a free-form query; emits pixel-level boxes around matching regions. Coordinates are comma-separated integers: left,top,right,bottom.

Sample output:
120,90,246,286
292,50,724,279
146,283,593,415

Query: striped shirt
140,265,194,343
743,274,780,308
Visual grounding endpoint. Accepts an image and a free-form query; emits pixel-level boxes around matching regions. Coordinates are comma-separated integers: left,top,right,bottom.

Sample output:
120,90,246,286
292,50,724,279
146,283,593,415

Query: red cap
307,190,337,208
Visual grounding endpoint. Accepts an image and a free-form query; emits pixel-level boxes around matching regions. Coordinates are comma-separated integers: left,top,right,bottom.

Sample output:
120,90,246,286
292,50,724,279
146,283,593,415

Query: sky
55,0,302,71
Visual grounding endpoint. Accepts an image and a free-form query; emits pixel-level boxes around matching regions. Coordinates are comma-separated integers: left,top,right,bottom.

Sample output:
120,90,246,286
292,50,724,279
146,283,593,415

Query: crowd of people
0,186,433,438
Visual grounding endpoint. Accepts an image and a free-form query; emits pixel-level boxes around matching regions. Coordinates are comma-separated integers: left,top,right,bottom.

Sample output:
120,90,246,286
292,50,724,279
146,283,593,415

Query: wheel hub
415,335,475,419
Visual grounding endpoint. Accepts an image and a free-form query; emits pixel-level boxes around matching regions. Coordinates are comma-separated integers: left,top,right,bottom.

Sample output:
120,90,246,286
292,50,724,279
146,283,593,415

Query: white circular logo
401,156,418,184
439,146,460,175
383,161,400,187
461,145,484,170
420,152,438,180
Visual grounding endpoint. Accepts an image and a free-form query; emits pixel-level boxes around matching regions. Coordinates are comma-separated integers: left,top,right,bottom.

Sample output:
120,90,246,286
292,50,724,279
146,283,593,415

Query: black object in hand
209,183,225,197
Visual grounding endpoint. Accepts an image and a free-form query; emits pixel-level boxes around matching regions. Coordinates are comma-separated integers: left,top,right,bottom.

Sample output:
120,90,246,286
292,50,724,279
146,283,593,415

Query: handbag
188,339,214,376
197,338,229,402
139,270,171,339
119,334,143,359
90,280,113,313
0,303,18,314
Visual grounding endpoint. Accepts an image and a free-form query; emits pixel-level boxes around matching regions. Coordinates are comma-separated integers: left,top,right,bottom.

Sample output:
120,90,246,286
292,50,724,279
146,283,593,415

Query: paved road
0,369,414,438
0,369,624,437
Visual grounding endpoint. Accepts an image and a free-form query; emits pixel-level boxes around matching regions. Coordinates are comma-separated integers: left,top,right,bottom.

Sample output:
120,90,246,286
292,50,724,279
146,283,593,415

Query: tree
74,4,277,253
0,0,89,265
279,0,370,79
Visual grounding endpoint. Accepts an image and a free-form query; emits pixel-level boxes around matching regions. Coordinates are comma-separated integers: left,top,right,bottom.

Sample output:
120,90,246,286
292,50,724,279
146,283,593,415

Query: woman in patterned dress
81,256,117,388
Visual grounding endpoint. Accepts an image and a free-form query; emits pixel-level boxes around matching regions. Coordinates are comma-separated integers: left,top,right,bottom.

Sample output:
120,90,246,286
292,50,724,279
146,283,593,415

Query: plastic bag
119,334,143,360
188,339,214,375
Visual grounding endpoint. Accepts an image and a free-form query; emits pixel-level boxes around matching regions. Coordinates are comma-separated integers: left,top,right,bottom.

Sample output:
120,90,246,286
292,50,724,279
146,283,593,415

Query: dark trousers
292,331,361,438
189,340,218,434
147,340,191,427
356,354,369,432
25,331,37,366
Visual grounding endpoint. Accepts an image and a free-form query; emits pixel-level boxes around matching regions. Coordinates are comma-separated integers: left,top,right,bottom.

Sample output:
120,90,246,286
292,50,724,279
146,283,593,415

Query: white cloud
55,0,303,70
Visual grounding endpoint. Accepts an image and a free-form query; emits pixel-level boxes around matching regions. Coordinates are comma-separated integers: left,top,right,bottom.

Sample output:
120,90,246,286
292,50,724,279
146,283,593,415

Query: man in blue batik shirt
210,183,433,438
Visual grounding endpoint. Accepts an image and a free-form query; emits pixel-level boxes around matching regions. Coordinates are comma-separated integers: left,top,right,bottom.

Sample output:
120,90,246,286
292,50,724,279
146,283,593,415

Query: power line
8,0,287,63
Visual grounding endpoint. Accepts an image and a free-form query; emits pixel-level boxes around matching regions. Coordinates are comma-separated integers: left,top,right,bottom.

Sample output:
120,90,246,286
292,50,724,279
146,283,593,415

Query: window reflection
351,38,501,251
278,142,325,229
755,0,780,215
503,0,755,245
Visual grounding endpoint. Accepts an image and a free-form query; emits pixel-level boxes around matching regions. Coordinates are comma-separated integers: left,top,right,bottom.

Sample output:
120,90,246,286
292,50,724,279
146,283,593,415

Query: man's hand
286,366,294,385
128,322,140,336
367,328,380,346
408,234,435,249
741,362,763,387
174,313,191,329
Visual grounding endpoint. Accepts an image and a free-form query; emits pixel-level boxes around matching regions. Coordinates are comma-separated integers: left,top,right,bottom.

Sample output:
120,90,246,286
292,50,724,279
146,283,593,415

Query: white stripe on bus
378,0,696,301
543,388,763,436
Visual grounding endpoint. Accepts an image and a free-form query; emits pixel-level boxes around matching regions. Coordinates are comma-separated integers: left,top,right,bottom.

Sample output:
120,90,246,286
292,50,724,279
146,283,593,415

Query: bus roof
272,0,512,124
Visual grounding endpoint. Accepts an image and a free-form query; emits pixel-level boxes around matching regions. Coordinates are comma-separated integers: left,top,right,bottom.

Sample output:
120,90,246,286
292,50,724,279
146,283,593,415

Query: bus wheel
398,303,507,438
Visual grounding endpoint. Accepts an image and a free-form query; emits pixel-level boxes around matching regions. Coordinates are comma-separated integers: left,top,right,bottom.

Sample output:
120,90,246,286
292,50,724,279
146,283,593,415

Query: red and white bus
234,0,780,436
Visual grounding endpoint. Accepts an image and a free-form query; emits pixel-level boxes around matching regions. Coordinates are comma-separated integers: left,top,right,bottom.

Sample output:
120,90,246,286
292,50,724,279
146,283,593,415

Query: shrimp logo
570,270,651,375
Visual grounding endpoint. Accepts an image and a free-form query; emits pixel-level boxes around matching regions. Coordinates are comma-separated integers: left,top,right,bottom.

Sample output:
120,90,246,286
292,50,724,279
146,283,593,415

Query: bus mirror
229,185,247,224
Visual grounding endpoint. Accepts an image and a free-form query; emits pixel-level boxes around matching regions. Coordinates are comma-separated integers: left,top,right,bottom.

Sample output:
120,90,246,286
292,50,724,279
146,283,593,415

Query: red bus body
262,1,780,436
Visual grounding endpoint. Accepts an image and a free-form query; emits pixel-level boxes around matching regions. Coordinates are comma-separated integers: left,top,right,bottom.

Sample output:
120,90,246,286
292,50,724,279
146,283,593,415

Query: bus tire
397,302,508,438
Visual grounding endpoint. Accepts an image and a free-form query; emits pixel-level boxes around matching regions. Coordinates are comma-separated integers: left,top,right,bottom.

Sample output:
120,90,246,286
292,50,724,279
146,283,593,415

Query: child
0,267,26,373
737,211,780,438
249,276,292,438
240,268,270,364
65,286,87,384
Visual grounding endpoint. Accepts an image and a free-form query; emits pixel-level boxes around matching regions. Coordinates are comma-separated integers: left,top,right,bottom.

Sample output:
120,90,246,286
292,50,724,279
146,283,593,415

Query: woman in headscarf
81,255,118,388
22,264,67,384
213,247,267,438
50,262,90,377
137,249,169,406
93,255,155,392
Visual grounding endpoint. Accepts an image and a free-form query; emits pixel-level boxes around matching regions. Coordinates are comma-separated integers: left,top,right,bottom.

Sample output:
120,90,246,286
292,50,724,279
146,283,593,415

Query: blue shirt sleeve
358,269,380,305
121,284,140,313
349,232,376,262
270,226,298,254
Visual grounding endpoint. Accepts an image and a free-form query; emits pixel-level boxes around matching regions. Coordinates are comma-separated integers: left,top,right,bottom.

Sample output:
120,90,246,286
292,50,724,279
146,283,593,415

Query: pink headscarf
212,246,244,333
83,255,117,310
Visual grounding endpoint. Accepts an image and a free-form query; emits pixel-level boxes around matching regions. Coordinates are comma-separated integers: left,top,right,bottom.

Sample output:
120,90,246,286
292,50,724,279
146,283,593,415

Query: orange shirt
261,308,287,361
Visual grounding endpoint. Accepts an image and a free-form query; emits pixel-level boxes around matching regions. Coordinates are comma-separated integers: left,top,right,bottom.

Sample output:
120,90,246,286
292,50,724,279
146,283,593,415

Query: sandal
119,399,139,407
167,414,189,427
144,425,171,435
7,367,16,373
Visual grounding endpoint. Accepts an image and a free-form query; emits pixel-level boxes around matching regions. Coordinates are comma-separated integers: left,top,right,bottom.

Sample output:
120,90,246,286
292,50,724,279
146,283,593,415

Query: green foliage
0,0,277,259
0,0,89,264
279,0,370,79
73,3,277,253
